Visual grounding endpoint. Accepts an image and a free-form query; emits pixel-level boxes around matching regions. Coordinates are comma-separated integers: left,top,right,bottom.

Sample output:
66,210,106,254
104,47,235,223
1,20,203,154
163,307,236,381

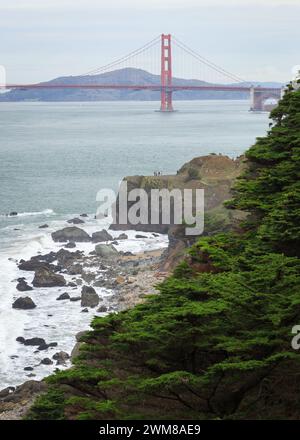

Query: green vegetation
141,176,164,191
28,87,300,420
187,166,200,181
203,205,242,236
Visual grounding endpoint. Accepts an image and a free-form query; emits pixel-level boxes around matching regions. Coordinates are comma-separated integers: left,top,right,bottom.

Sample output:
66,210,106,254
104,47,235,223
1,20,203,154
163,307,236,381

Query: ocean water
0,100,270,218
0,100,270,389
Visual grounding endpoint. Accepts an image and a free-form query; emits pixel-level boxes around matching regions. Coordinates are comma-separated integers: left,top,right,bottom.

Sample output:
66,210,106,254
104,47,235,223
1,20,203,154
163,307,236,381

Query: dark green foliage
26,388,66,420
187,166,200,181
228,88,300,256
28,87,300,420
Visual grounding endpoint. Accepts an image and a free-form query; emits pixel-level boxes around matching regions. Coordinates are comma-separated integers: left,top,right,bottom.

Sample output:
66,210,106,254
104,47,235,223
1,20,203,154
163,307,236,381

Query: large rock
52,351,70,365
81,285,100,308
12,297,36,310
95,243,119,259
117,233,128,240
40,358,53,365
67,217,85,225
76,331,89,342
56,292,70,301
1,380,47,404
71,331,89,361
56,248,78,262
67,264,83,275
16,337,25,344
16,279,33,292
0,387,15,399
18,259,57,272
18,251,62,273
22,337,46,346
70,343,81,362
18,249,82,274
51,227,91,243
38,342,57,351
33,267,66,288
91,229,113,243
55,249,83,271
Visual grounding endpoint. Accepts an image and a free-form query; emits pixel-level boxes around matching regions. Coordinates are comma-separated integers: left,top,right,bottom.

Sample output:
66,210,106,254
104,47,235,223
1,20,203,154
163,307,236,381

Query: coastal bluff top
110,154,246,234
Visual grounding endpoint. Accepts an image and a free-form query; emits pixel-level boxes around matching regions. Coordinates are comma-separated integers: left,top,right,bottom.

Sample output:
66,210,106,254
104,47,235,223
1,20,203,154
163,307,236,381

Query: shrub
187,167,200,180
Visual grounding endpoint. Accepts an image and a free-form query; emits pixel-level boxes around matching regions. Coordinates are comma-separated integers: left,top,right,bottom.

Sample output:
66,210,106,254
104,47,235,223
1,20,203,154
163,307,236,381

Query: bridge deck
3,84,281,93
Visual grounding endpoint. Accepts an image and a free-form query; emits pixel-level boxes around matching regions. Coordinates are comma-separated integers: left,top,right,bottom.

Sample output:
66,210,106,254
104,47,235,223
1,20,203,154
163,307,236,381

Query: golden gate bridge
3,34,282,112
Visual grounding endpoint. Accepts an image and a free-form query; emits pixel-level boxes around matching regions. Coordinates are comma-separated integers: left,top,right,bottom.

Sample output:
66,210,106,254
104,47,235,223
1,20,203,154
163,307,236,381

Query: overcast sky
0,0,299,83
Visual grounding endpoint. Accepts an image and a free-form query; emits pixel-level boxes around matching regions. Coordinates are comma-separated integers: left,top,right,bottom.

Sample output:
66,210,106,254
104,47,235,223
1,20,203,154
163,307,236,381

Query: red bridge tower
160,34,174,112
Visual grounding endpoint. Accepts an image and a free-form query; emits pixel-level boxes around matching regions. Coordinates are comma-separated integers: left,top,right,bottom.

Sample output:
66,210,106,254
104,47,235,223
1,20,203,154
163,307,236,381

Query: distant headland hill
0,68,282,102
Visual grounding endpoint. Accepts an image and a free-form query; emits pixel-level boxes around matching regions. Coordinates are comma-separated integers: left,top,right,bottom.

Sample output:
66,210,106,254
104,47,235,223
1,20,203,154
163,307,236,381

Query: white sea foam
0,215,168,389
0,209,55,218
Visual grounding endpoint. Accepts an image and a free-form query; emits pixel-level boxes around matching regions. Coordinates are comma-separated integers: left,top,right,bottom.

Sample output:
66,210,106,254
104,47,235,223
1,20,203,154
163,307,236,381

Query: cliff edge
110,154,246,270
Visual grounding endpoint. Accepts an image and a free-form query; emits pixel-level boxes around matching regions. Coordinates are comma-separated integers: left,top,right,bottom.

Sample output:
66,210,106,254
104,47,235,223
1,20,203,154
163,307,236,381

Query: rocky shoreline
0,221,168,420
0,154,244,419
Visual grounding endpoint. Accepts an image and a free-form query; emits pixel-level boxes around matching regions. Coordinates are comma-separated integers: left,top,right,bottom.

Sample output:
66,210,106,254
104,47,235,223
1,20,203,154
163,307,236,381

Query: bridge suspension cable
80,35,161,77
79,34,246,85
173,36,246,84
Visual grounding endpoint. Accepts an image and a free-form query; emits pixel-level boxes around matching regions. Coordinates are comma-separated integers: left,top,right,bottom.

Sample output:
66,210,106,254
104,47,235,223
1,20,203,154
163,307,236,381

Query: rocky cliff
110,154,246,270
